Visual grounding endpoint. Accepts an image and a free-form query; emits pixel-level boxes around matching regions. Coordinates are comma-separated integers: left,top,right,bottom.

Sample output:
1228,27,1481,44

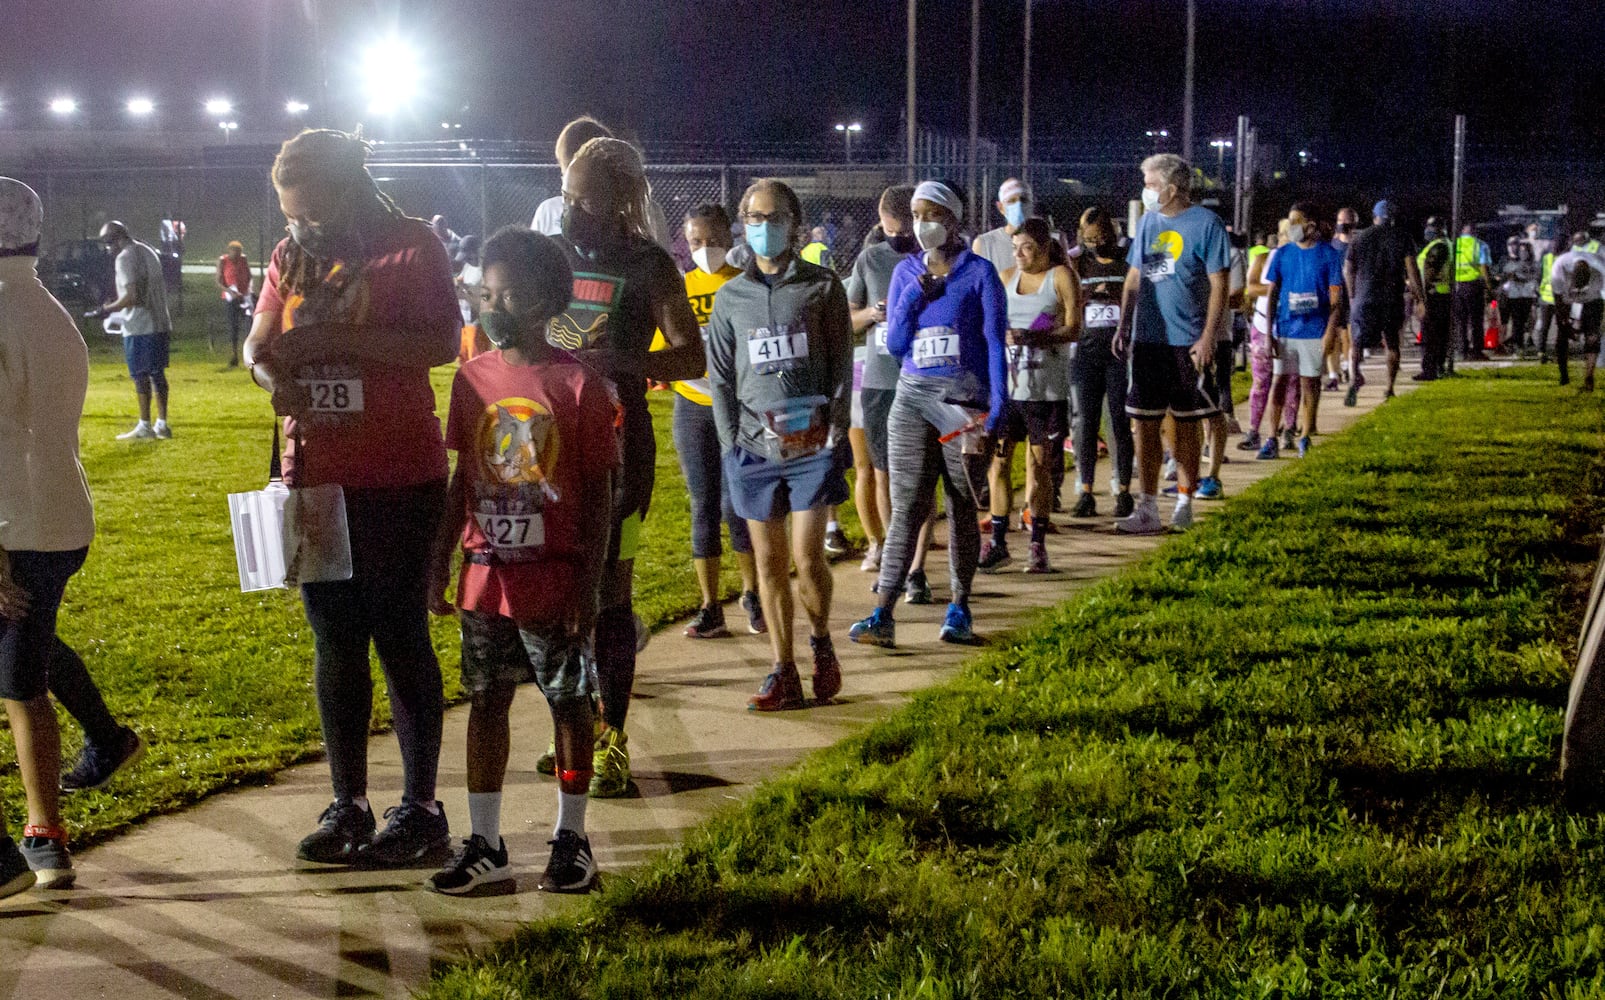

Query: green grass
0,273,862,842
420,367,1605,999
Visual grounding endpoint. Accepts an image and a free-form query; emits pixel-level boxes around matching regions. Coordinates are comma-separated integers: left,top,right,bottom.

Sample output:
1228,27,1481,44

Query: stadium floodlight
127,97,155,117
204,97,233,116
285,99,310,115
833,122,864,163
362,36,422,115
218,120,239,144
49,96,78,116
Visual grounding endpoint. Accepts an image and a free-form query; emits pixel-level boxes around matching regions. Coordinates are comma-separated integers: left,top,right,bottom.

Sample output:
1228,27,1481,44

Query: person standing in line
1260,204,1345,459
1237,222,1299,452
707,179,852,711
244,129,462,867
1068,207,1135,519
667,204,765,640
1452,222,1493,364
1535,239,1559,364
531,117,672,251
972,178,1033,275
850,181,1007,649
981,217,1081,574
89,221,173,441
547,137,705,797
426,227,616,897
845,185,919,577
1343,200,1424,404
1323,207,1359,390
1550,233,1605,390
1112,154,1230,535
1498,236,1538,354
216,240,253,367
1414,217,1454,381
0,178,147,897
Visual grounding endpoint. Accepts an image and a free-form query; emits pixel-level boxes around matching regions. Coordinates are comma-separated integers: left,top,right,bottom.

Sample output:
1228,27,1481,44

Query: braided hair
568,137,654,244
270,128,410,299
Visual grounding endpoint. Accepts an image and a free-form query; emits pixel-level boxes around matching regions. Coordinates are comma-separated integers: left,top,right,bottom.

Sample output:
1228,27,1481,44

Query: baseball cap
1372,200,1395,220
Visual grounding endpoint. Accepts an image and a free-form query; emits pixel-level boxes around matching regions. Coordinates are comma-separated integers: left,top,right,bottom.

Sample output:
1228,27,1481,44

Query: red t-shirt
256,217,461,489
444,351,620,623
219,254,251,299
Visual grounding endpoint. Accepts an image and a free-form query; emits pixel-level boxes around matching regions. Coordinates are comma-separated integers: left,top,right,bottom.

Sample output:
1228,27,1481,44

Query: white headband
912,181,963,222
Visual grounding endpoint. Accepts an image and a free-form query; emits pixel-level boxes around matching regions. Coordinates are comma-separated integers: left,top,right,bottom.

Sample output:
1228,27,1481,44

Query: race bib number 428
297,378,365,413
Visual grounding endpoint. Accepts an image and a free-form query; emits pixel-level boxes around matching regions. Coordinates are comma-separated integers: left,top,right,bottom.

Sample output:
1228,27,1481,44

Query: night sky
3,1,1601,176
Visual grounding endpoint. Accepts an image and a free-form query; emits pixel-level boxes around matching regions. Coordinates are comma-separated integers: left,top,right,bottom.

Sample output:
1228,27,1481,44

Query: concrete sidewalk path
0,368,1413,999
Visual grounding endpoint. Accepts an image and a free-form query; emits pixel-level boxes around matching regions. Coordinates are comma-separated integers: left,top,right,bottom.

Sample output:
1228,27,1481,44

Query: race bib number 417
912,327,960,368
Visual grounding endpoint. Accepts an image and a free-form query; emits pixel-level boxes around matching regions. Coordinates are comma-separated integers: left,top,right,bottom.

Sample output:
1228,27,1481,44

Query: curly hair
480,227,574,326
568,137,655,244
739,178,805,254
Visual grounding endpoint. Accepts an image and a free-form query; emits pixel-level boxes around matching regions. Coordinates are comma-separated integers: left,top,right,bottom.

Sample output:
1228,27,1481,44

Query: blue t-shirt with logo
1130,205,1231,346
1264,242,1345,340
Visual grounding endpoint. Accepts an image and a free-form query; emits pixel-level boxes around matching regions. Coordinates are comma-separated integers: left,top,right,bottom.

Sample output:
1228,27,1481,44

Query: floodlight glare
362,36,422,115
49,97,78,116
127,97,155,116
285,100,310,115
204,97,233,115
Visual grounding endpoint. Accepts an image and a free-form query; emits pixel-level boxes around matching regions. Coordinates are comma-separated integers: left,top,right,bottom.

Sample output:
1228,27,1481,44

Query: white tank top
1005,267,1069,402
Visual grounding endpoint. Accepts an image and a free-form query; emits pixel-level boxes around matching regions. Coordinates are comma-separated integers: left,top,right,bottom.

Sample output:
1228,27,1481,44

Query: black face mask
1336,223,1354,235
561,203,613,251
886,232,919,255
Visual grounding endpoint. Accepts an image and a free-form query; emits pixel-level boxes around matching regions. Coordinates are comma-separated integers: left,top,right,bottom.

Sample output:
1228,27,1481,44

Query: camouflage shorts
459,610,594,706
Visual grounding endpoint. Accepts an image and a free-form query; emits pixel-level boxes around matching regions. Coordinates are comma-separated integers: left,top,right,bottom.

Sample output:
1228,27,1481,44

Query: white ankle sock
826,519,841,532
555,790,588,836
468,792,502,845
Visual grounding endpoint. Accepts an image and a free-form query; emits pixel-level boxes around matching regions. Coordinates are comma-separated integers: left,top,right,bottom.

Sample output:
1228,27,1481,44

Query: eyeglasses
741,211,792,226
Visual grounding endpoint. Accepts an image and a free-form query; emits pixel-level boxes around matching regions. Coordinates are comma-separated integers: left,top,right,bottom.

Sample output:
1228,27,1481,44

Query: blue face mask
745,221,790,260
1003,201,1028,228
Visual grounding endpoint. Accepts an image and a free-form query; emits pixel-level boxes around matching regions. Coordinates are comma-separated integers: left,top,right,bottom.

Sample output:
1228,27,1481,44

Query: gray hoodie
706,256,852,461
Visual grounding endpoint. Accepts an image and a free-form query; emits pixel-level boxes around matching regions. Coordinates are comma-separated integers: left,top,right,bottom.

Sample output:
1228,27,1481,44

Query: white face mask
691,245,727,275
915,220,948,252
1287,223,1307,244
1141,187,1163,213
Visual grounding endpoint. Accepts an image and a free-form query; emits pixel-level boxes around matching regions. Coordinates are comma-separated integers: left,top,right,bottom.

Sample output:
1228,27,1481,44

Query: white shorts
1273,336,1325,378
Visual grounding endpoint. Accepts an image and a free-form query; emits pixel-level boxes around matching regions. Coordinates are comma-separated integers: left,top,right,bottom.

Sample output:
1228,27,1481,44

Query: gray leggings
874,375,981,610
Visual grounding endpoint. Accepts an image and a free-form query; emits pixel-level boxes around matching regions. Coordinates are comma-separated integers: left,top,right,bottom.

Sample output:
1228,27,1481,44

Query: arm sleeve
704,291,740,454
114,250,135,300
1264,250,1283,285
411,232,466,341
884,264,919,358
443,368,471,454
981,266,1009,429
1205,218,1232,275
824,277,854,441
845,252,869,308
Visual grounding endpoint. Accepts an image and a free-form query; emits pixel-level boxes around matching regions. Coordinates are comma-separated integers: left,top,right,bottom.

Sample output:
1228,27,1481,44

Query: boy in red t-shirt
427,228,618,895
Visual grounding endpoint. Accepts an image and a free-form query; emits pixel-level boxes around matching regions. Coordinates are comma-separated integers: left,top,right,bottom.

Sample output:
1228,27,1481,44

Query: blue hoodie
884,248,1009,430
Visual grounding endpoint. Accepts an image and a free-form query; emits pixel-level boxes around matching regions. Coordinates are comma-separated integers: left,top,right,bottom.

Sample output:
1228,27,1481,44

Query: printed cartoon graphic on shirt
471,396,560,561
549,271,625,351
1142,230,1184,283
283,260,371,430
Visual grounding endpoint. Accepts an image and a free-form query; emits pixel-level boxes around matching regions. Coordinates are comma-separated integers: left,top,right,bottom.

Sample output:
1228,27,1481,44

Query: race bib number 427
473,511,545,552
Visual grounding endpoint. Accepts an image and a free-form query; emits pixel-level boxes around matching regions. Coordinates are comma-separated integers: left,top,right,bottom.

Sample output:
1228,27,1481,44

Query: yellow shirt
651,263,742,406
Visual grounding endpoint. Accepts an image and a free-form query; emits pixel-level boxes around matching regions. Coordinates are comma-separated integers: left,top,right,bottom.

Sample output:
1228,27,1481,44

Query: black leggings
301,480,446,805
1069,330,1134,489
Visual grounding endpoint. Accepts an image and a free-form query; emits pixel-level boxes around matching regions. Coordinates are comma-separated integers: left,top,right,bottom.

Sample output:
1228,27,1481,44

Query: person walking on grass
1343,200,1423,405
244,129,461,867
1068,207,1135,520
1498,236,1538,354
1260,204,1345,460
849,180,1007,649
665,204,765,641
0,178,143,899
707,179,852,711
1112,154,1229,535
845,185,920,578
89,221,173,441
547,136,705,796
982,218,1081,574
1550,233,1605,391
216,240,253,367
426,227,616,896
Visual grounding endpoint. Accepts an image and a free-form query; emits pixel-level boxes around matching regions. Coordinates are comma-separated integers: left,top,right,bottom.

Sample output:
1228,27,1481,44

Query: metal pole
1182,0,1196,166
968,0,980,221
1233,115,1248,232
1243,127,1257,237
1021,0,1032,170
906,0,917,183
1450,114,1466,365
479,161,490,249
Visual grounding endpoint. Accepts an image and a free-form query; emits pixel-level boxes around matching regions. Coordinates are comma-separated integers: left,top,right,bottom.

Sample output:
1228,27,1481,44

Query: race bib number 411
748,326,809,375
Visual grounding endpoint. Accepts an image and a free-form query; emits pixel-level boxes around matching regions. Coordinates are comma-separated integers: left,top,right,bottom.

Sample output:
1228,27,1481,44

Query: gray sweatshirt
706,256,853,461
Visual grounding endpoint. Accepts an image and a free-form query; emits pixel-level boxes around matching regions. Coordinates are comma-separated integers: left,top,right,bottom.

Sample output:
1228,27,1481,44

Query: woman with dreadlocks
243,129,461,868
547,136,703,798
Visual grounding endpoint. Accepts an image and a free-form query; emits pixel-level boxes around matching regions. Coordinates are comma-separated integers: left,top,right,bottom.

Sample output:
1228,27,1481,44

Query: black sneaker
823,527,850,557
0,837,34,901
296,799,376,864
903,569,933,605
356,801,450,869
1071,492,1097,518
538,829,599,893
1113,492,1135,519
740,590,767,634
683,604,730,639
60,726,145,793
427,835,513,896
977,540,1013,573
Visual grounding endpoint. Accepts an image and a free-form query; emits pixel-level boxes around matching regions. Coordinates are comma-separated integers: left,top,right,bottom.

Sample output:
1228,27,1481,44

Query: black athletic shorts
1125,342,1219,422
1351,308,1404,352
996,399,1069,447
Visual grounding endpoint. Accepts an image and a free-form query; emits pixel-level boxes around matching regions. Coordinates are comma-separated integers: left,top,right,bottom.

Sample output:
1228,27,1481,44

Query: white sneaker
116,421,156,441
1161,457,1178,482
1115,500,1164,535
859,542,882,573
1170,501,1195,531
153,420,172,440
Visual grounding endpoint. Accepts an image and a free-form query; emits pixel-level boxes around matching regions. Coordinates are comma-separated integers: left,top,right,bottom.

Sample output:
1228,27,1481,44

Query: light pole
834,122,863,164
218,120,239,144
285,100,310,116
126,97,155,118
1145,129,1170,154
49,97,78,118
1209,138,1234,184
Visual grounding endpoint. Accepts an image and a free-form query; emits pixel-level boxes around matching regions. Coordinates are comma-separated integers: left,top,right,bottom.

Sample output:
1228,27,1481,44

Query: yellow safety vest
800,242,831,267
1586,240,1602,255
1419,239,1452,295
1454,235,1487,283
1248,245,1270,263
1539,251,1556,305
